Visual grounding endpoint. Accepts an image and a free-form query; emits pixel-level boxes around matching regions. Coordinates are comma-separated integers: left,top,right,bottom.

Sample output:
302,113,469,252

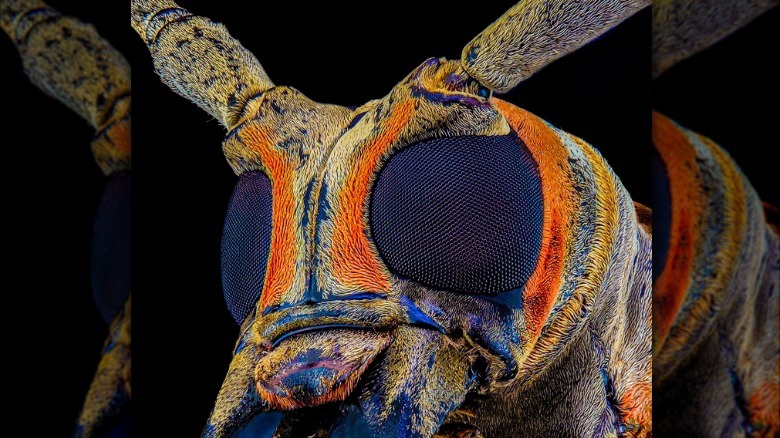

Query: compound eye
370,134,543,295
221,172,273,324
91,172,132,323
651,147,671,282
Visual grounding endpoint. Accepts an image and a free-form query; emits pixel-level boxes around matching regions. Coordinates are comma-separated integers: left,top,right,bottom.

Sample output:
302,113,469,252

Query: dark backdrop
131,1,650,435
1,0,130,435
654,7,779,205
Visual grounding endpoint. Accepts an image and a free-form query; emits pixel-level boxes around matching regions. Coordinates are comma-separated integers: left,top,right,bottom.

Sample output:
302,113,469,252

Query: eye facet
369,134,543,295
221,172,273,324
91,172,132,323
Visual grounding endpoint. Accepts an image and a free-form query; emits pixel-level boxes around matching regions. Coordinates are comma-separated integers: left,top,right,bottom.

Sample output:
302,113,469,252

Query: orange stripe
240,124,297,309
619,381,653,435
748,380,780,435
652,112,699,348
330,101,415,292
494,99,571,338
104,120,131,155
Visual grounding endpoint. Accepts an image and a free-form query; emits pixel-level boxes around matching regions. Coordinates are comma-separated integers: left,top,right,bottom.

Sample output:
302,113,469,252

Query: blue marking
302,177,324,305
280,291,386,312
234,339,247,355
272,324,369,348
346,112,367,130
601,363,627,434
304,262,320,304
147,9,194,44
465,320,518,381
466,47,479,64
410,85,491,108
281,367,335,397
486,286,525,309
427,349,437,370
392,392,416,434
295,347,325,364
339,292,385,301
312,179,330,256
316,180,331,223
727,366,756,433
398,296,445,333
262,304,279,316
19,7,55,22
149,8,189,24
225,124,241,142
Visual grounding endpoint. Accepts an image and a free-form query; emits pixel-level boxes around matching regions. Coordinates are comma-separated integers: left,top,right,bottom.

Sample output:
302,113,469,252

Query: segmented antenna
462,0,650,92
1,0,130,174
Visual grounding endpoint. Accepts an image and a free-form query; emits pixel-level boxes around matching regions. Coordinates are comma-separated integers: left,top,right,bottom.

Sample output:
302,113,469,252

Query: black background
1,0,130,435
131,1,650,435
654,7,779,205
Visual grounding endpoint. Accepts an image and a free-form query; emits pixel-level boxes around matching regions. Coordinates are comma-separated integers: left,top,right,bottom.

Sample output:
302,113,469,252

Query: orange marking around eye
493,99,571,338
618,381,653,436
748,380,780,435
104,120,131,155
240,124,296,309
330,101,415,292
652,112,700,349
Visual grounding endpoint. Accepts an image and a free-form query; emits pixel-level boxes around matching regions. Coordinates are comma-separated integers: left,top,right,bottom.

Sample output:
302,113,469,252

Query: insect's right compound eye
221,172,273,324
369,133,544,296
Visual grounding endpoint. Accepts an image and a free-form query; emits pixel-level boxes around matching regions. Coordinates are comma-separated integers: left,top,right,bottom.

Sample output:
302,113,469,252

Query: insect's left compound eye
652,147,671,282
369,134,543,295
221,172,273,324
91,172,131,323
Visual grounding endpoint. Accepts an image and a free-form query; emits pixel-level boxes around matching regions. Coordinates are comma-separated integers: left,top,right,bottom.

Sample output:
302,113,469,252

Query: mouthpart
252,297,444,410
